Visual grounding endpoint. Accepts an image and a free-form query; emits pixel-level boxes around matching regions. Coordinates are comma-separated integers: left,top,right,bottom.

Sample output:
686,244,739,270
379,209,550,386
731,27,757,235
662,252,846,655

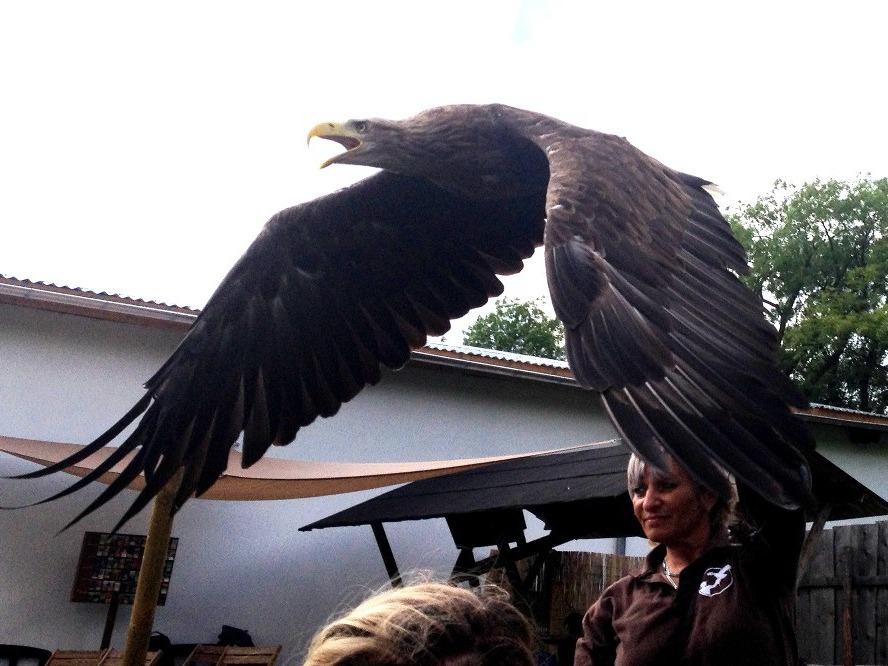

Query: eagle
19,103,814,528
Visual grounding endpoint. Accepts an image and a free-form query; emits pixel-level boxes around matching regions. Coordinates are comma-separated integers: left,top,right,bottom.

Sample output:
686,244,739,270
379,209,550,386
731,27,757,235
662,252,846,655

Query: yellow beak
306,122,363,168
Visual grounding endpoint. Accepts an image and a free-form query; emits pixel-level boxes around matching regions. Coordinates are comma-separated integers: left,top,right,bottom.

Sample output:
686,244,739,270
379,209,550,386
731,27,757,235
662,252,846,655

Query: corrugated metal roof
810,402,884,418
425,340,569,370
805,403,888,431
0,275,198,331
0,275,198,312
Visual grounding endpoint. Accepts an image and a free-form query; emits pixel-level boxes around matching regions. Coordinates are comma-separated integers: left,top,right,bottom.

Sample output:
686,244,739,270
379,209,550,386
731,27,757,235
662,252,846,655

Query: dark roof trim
804,404,888,432
410,348,576,386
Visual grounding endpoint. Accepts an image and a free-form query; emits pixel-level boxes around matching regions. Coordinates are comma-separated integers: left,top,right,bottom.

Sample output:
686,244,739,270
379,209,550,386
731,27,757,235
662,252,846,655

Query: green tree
462,297,565,360
729,177,888,413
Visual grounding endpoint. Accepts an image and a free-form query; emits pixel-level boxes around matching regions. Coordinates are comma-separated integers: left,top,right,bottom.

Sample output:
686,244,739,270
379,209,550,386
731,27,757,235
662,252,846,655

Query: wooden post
370,522,403,588
121,470,183,666
840,545,854,666
101,593,121,649
796,502,831,588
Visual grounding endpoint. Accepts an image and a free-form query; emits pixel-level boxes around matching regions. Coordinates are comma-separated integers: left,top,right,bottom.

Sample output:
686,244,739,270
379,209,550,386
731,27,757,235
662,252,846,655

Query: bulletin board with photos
71,531,179,605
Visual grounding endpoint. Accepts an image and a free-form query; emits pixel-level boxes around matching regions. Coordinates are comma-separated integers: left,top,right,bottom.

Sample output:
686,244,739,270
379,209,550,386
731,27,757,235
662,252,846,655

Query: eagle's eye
352,120,368,133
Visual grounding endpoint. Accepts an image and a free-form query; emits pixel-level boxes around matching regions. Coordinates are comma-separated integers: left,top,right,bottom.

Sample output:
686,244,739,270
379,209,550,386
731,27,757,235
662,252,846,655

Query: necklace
662,560,679,589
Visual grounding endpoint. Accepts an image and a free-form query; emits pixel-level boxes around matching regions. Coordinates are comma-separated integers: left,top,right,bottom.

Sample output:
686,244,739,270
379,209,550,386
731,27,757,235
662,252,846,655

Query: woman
302,581,536,666
574,454,804,665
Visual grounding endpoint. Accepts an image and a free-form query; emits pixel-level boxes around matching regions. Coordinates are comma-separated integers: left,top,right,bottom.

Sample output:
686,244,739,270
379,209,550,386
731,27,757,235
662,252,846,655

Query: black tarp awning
301,441,643,540
301,440,888,540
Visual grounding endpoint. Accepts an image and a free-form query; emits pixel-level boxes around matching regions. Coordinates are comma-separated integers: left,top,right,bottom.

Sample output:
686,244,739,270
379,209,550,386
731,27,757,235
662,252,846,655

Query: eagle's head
307,105,549,200
307,117,407,171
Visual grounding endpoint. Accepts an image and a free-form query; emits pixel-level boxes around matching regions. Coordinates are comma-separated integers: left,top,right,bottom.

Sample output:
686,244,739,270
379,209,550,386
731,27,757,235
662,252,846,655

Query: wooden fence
504,551,645,664
796,520,888,665
533,550,645,641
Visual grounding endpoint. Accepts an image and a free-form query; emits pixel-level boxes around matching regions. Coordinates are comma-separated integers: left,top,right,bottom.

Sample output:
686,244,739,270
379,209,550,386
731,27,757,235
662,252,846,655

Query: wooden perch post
121,470,183,666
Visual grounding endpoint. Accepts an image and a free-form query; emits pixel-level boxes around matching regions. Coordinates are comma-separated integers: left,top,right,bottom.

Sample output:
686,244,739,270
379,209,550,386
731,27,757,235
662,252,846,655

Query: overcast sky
2,1,886,337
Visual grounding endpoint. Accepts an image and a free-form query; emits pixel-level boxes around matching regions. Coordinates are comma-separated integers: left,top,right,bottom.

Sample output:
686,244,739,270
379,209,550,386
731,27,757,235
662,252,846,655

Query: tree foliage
462,297,565,360
729,177,888,413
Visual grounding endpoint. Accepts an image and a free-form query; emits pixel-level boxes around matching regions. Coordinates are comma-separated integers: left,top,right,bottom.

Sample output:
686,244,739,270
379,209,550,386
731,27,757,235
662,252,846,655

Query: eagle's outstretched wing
524,116,813,507
18,170,545,529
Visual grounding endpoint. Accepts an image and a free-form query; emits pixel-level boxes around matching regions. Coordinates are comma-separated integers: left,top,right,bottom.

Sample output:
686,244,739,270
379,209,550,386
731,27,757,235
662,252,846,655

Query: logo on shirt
698,564,733,597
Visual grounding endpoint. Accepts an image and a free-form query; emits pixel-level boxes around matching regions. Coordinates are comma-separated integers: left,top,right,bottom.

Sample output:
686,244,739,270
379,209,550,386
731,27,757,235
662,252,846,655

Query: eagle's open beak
307,122,362,168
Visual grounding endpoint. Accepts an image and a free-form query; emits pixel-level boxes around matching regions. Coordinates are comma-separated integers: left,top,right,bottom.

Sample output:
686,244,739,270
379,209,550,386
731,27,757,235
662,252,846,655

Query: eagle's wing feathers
531,126,813,507
24,170,545,529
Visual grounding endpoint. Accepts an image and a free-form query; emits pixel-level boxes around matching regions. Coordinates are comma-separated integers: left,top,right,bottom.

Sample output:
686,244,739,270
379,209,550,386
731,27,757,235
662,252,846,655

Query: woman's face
630,461,716,547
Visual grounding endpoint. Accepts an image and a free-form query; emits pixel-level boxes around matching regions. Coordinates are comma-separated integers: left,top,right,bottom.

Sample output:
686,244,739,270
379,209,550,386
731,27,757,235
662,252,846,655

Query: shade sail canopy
0,435,568,501
301,441,888,540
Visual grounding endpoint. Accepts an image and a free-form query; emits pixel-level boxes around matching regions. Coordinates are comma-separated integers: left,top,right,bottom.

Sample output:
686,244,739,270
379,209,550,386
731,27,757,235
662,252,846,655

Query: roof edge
0,276,197,331
3,276,888,428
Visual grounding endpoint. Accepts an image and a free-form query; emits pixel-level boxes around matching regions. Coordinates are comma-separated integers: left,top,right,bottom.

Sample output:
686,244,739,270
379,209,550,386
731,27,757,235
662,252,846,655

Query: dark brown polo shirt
574,504,803,666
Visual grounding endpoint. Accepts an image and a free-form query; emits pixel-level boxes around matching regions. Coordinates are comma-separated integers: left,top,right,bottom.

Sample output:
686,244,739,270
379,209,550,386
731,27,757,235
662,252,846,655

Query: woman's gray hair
627,453,738,538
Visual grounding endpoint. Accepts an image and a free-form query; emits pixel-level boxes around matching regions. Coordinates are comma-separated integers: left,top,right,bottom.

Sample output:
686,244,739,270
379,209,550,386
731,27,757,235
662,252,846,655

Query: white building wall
0,302,617,661
808,422,888,525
